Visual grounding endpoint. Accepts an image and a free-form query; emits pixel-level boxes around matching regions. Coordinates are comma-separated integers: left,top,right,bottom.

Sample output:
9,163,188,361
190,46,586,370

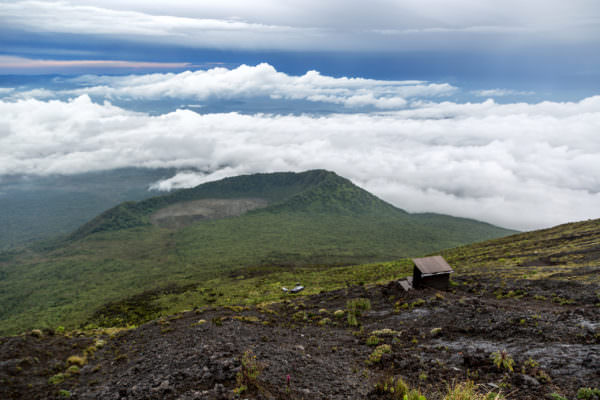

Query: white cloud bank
58,63,455,109
1,94,599,231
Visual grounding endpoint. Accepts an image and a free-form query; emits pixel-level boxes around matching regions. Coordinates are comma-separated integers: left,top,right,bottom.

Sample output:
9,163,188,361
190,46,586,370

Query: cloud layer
0,55,191,72
2,0,598,51
1,94,599,231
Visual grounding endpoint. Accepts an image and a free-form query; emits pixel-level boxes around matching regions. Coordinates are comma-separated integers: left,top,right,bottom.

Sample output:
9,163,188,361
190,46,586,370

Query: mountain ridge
70,169,360,239
70,169,502,241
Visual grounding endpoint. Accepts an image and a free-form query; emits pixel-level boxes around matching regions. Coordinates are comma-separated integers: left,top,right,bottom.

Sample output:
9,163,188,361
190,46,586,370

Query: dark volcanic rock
1,280,599,399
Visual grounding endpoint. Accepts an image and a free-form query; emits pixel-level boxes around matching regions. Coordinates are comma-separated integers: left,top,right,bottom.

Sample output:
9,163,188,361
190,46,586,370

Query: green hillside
70,170,334,240
443,218,600,284
0,170,514,335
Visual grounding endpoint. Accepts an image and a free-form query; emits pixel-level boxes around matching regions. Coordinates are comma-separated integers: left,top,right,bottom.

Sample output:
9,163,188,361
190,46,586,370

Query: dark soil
1,277,599,399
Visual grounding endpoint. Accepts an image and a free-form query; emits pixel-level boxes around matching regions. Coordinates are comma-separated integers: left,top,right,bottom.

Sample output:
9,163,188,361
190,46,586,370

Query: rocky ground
1,276,599,400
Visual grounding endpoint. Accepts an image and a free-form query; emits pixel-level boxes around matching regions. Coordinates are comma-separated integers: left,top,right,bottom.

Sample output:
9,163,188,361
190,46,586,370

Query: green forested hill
69,170,398,239
0,170,514,335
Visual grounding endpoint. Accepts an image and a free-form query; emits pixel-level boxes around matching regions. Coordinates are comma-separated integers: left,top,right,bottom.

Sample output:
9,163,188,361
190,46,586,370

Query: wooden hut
411,255,453,290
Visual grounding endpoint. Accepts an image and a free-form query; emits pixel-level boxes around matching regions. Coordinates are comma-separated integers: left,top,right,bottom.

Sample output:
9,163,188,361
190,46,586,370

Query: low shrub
373,376,424,399
66,365,80,375
66,355,86,367
347,298,371,312
348,312,358,326
371,328,398,336
366,344,391,364
490,350,514,372
48,373,65,385
411,299,426,307
292,311,307,322
577,387,600,400
444,381,504,400
235,350,264,394
366,335,380,346
346,298,371,326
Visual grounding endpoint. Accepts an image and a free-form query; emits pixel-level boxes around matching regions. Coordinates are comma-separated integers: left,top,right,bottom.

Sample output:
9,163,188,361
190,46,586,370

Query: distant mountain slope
0,168,175,249
0,170,514,335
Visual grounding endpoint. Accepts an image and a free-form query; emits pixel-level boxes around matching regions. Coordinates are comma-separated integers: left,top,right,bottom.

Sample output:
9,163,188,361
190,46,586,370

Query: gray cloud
0,55,192,73
0,1,318,50
2,0,598,50
1,94,599,231
471,89,535,97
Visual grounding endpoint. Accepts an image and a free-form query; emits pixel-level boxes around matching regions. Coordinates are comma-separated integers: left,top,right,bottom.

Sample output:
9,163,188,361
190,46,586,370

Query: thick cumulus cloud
57,64,455,109
1,94,599,231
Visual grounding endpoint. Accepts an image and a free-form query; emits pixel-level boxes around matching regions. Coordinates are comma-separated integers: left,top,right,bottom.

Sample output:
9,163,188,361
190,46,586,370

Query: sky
0,0,599,230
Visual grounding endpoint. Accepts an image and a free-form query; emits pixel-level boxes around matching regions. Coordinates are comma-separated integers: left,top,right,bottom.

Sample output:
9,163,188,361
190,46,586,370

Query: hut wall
412,266,424,288
420,274,449,290
412,266,450,290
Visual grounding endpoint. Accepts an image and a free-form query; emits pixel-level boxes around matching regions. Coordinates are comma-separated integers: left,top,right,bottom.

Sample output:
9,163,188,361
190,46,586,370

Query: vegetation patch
491,350,514,372
371,328,399,337
48,373,65,385
366,335,380,346
347,298,371,326
234,350,264,395
444,381,504,400
577,387,600,400
66,355,86,367
366,344,391,364
373,376,424,399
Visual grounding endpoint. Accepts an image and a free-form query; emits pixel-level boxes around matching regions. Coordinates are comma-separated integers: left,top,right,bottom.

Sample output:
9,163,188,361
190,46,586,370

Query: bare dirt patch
149,198,269,229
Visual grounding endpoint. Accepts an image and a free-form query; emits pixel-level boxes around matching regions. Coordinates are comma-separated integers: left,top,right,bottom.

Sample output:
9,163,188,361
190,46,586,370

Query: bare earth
149,198,269,229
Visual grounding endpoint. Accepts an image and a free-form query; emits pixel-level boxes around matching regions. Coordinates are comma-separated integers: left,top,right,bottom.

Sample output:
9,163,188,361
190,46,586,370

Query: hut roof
412,255,453,275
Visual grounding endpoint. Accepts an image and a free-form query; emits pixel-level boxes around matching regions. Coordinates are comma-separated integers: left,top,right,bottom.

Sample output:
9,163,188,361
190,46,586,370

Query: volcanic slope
1,219,598,400
0,170,514,335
